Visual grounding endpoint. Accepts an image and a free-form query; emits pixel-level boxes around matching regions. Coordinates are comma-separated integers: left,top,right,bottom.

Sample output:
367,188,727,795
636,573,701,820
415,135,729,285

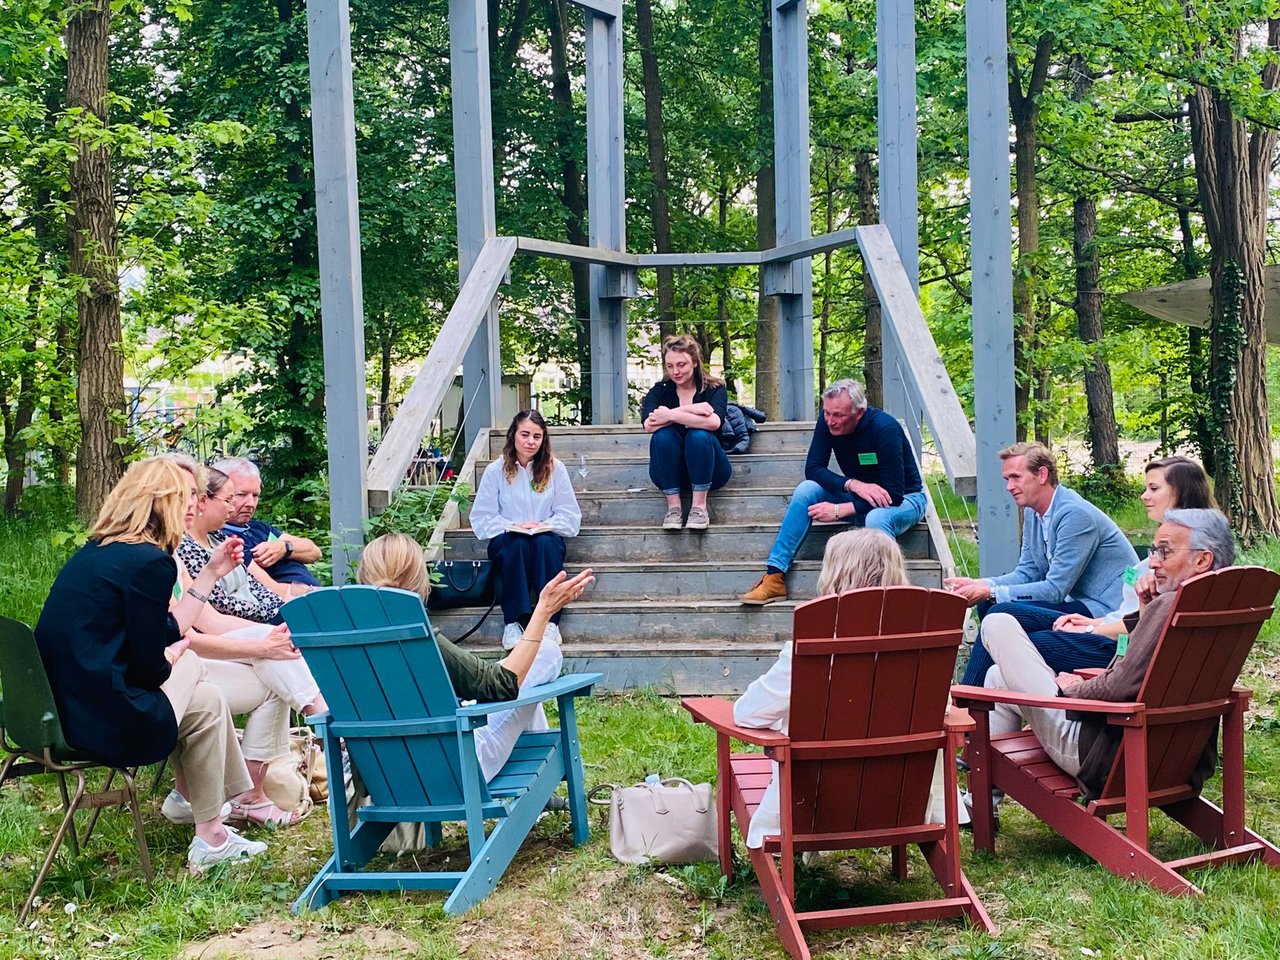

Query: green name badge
1116,633,1129,658
268,532,279,542
858,452,878,466
172,582,182,601
1123,566,1139,586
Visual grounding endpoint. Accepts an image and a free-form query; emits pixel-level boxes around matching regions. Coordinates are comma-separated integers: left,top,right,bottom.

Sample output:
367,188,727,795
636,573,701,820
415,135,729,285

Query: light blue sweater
987,485,1138,616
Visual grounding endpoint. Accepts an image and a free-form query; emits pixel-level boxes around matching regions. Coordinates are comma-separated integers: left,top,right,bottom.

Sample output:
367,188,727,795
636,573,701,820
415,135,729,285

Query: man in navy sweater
740,379,927,604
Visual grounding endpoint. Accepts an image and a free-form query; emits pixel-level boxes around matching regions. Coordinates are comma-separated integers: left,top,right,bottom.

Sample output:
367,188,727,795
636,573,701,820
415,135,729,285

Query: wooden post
876,0,923,456
306,0,367,581
585,7,630,424
770,0,814,421
450,0,502,443
966,0,1019,575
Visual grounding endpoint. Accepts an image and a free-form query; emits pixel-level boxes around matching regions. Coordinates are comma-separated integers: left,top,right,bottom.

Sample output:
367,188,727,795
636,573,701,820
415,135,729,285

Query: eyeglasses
1149,544,1208,561
210,495,236,506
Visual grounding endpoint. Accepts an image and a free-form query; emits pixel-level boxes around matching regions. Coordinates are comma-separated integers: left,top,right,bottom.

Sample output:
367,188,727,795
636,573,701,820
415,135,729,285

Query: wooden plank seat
282,585,601,915
685,586,995,960
953,566,1280,896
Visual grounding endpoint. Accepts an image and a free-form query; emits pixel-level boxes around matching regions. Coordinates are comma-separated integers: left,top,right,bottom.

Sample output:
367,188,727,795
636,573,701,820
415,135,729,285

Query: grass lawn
3,489,1280,958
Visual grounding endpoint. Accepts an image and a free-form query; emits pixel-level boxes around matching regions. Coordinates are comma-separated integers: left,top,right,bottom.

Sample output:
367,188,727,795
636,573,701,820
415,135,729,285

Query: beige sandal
229,797,311,828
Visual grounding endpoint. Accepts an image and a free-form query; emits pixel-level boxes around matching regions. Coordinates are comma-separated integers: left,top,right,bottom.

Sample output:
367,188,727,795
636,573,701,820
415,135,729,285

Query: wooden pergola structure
304,0,1019,580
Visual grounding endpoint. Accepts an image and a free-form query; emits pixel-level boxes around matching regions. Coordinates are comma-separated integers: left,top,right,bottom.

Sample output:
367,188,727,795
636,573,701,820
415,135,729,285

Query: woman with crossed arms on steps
732,528,968,848
470,410,582,650
641,334,732,532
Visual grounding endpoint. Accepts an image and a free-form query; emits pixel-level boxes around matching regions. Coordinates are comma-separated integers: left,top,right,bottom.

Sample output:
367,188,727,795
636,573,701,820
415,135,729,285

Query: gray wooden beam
585,9,628,424
566,0,620,17
366,237,517,513
450,0,502,449
515,235,639,268
876,0,923,458
966,0,1019,574
772,0,814,420
306,0,367,582
857,225,977,497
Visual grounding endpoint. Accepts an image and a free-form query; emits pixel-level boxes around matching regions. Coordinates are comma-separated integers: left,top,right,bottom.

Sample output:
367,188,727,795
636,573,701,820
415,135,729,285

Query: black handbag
427,559,497,610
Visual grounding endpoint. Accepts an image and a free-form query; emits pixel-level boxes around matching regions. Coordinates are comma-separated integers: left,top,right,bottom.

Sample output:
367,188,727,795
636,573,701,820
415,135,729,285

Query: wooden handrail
366,236,517,513
856,224,978,497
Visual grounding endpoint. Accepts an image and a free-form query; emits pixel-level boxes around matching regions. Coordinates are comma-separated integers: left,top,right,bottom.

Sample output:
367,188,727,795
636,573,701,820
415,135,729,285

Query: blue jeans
961,599,1094,686
765,481,928,572
648,425,732,494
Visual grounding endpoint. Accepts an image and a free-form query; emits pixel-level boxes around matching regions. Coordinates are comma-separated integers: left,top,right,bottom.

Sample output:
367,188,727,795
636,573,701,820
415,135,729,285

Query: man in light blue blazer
945,441,1139,686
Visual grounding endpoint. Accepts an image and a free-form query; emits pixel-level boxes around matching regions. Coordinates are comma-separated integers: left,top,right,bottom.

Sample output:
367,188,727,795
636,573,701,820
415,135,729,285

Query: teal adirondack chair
282,585,600,915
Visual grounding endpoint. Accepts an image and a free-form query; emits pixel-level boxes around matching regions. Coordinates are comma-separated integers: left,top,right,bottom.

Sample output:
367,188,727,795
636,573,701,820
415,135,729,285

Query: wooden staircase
425,423,947,694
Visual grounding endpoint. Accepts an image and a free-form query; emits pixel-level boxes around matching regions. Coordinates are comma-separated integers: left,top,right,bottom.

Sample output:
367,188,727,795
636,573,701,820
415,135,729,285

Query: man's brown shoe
739,572,787,605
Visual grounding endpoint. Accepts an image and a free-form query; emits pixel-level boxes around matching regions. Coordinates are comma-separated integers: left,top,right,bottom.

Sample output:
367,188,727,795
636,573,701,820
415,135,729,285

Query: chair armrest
945,706,975,733
681,697,790,748
455,672,602,718
951,684,1143,716
304,710,333,728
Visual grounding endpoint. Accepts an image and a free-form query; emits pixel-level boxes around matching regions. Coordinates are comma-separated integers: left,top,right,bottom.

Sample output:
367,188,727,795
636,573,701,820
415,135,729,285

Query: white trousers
475,638,564,783
983,612,1082,775
200,659,291,761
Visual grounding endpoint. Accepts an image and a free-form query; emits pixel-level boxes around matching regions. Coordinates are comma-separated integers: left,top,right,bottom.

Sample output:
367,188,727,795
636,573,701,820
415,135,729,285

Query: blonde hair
89,457,193,552
998,441,1058,485
815,528,909,595
357,533,430,599
661,334,724,391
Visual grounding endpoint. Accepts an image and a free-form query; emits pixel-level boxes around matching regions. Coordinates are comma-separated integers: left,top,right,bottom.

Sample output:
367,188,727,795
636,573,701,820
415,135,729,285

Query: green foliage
366,481,471,547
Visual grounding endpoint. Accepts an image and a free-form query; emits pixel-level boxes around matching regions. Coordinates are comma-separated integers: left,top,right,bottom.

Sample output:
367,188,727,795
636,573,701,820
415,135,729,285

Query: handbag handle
440,559,485,592
588,777,710,815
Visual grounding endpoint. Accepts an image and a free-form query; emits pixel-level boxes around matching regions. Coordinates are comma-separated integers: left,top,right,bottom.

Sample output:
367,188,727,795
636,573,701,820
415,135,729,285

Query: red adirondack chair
684,586,995,960
952,565,1280,895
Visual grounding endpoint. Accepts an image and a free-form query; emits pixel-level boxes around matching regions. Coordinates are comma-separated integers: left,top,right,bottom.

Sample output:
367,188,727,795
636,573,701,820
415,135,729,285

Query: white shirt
469,458,582,541
733,641,966,849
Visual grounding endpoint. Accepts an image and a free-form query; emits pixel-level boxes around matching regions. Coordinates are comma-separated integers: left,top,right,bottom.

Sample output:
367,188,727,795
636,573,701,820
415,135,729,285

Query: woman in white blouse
732,528,968,848
470,410,582,648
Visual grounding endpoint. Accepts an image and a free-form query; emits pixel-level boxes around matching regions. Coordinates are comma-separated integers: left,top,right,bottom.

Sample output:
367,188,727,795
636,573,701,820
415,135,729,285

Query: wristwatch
1084,624,1095,633
283,541,294,560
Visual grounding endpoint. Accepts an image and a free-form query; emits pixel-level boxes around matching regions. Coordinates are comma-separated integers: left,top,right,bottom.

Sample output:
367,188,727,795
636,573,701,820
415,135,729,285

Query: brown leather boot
739,572,787,605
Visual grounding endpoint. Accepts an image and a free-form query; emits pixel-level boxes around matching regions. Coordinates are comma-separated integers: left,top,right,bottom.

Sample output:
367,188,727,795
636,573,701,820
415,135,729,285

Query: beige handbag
261,730,323,816
591,777,719,865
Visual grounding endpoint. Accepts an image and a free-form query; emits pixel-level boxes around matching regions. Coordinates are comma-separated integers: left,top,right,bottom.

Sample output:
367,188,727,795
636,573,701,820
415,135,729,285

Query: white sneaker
501,622,524,650
161,789,232,825
542,622,563,647
187,825,268,874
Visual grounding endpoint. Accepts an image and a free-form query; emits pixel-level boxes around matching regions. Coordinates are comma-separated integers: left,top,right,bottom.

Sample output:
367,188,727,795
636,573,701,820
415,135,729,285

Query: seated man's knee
980,613,1025,662
790,479,825,506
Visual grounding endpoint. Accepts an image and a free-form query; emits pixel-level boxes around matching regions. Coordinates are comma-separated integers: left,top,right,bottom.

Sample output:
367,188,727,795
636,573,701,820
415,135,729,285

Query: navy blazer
35,540,181,767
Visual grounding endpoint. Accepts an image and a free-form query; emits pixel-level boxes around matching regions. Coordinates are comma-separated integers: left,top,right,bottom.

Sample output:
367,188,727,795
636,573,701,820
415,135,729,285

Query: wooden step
442,522,935,562
492,421,816,458
430,599,799,647
559,559,943,600
474,453,808,492
464,487,799,526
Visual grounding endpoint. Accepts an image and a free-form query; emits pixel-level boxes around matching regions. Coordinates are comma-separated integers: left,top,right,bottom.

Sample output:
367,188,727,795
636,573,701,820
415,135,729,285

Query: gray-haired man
739,379,927,604
213,457,322,586
978,508,1234,799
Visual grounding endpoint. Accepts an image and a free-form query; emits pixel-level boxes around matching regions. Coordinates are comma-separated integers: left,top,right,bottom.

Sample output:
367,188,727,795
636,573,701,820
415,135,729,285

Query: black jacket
35,540,181,767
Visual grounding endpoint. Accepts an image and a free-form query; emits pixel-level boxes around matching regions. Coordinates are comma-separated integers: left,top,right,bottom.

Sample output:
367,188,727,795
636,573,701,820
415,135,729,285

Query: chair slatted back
0,616,73,757
1096,566,1280,801
283,586,490,809
785,586,967,835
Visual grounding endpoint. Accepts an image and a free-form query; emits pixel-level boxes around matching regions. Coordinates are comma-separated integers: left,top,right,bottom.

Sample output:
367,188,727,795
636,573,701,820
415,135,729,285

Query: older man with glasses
211,457,322,587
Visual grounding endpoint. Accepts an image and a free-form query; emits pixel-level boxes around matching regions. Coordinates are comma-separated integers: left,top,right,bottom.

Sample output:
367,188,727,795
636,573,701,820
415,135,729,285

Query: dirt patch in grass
180,920,418,959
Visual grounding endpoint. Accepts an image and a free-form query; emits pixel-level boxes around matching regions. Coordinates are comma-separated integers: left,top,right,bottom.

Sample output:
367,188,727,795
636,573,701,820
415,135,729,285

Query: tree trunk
1068,55,1120,477
67,0,125,521
379,327,393,434
636,0,676,341
545,0,592,421
754,0,779,418
854,151,882,404
1073,195,1121,473
1009,34,1053,443
1186,17,1280,539
1177,200,1214,474
817,156,834,392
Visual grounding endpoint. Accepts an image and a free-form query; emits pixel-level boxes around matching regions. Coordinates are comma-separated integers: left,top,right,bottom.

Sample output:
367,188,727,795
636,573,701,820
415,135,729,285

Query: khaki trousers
161,651,253,823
